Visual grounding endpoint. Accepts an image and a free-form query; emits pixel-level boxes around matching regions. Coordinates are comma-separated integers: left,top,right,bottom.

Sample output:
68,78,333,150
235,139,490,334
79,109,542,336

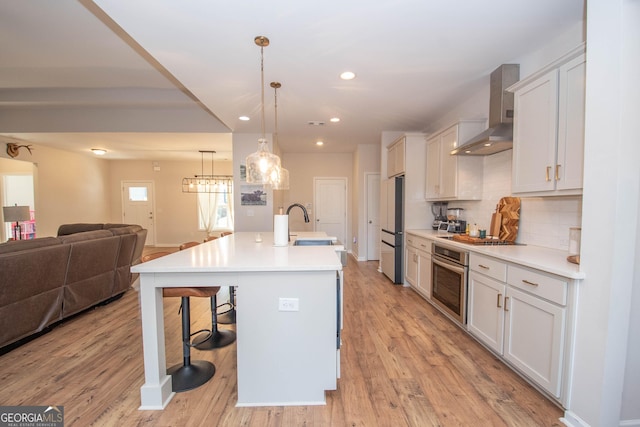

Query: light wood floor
0,256,563,426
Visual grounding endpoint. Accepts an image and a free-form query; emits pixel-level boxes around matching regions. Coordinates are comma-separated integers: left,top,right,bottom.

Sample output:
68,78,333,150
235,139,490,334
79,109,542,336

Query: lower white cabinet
405,233,432,299
467,253,570,402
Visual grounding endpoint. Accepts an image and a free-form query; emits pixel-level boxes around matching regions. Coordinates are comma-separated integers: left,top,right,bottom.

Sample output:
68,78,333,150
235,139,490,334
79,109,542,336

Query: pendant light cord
260,44,266,141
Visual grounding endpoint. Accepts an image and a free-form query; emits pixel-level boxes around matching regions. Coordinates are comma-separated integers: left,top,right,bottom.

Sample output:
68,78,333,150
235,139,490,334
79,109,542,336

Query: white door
314,178,347,246
366,173,380,260
122,181,156,245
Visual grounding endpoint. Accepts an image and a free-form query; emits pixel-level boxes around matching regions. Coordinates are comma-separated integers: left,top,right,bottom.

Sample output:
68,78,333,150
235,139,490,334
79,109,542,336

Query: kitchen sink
293,239,334,246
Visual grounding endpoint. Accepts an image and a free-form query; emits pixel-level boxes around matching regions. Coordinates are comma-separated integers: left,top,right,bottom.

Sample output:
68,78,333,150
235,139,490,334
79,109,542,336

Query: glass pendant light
245,35,282,186
270,81,289,190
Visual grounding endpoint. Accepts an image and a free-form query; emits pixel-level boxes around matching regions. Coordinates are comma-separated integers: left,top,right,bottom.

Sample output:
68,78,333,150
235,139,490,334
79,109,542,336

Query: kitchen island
131,232,343,409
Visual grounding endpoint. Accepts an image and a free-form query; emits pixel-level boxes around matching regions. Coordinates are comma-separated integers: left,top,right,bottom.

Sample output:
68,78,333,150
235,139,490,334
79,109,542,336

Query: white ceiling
0,0,584,160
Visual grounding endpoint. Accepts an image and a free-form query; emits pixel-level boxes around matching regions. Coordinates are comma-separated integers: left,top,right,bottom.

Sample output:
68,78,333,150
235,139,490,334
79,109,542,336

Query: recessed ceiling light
316,141,324,146
330,117,340,123
91,148,106,155
483,142,492,147
340,71,356,80
239,116,250,121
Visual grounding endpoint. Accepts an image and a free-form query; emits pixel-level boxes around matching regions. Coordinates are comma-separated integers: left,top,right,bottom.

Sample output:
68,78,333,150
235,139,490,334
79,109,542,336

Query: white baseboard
561,410,591,427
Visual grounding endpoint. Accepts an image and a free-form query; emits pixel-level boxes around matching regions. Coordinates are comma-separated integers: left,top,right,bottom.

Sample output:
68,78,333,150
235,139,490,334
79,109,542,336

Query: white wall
108,158,232,246
566,0,639,425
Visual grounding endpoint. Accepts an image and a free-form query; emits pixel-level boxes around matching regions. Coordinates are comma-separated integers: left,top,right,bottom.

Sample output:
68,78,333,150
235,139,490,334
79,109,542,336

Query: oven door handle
432,255,466,275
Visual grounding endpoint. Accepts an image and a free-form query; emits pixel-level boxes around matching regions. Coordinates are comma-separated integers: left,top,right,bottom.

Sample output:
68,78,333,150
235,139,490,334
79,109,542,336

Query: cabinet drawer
406,235,431,253
469,253,507,282
507,265,567,306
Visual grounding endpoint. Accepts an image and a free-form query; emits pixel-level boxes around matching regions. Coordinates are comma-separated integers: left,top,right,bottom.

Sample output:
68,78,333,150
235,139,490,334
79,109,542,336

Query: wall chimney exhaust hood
451,64,520,156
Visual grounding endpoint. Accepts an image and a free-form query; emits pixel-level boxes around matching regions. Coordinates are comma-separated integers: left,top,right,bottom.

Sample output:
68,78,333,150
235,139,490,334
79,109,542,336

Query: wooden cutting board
497,197,521,242
489,205,502,238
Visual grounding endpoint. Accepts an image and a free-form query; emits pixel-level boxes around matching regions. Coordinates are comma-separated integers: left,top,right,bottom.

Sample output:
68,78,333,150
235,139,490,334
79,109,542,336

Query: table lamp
3,205,31,240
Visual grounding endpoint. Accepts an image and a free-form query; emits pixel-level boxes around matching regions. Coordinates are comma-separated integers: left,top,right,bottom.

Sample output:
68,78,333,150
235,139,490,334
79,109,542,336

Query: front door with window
122,181,155,245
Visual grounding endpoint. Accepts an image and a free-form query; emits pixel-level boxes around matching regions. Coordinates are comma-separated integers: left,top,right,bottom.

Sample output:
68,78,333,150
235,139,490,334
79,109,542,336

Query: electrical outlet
278,297,299,311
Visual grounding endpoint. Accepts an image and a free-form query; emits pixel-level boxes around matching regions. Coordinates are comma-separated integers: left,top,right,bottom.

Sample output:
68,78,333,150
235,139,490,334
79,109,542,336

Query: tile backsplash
444,150,583,251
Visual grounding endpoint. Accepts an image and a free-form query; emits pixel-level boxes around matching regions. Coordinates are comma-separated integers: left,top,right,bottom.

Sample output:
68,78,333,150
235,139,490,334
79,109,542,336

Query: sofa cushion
0,237,61,255
57,230,113,243
107,225,141,236
57,223,104,236
60,234,120,317
0,243,70,347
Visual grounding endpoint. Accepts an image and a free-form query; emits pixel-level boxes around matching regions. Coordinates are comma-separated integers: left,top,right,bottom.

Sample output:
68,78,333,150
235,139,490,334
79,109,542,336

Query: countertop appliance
431,242,469,325
381,176,404,284
431,201,448,229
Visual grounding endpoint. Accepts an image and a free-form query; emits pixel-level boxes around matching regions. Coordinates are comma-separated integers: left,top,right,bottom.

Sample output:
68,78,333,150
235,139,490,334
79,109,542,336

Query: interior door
122,181,156,245
366,173,380,260
314,178,347,246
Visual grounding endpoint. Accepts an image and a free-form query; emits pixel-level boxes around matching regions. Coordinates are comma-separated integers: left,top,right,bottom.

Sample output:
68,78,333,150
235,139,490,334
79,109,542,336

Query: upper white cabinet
509,44,586,195
387,136,406,178
425,120,486,201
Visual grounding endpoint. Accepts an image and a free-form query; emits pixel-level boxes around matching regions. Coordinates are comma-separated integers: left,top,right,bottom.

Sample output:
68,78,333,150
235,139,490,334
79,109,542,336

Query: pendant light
182,150,233,193
245,35,282,186
270,81,289,190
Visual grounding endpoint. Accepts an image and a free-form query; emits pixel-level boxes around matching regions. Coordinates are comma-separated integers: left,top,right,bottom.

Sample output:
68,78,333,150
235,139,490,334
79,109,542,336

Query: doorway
313,177,347,247
122,181,156,246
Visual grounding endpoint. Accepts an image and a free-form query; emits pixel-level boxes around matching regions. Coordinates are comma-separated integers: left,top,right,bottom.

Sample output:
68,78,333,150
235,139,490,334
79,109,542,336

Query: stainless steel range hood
451,64,520,156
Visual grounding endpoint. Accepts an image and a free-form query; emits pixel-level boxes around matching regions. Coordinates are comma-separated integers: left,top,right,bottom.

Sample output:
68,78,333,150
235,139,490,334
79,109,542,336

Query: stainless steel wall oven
431,242,469,325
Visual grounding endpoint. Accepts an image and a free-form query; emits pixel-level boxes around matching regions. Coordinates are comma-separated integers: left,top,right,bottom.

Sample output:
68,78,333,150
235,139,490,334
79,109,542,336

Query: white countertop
132,231,343,274
406,229,585,280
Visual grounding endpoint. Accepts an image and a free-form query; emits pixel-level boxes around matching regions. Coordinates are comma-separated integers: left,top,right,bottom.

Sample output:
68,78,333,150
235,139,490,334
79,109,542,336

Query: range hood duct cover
452,64,520,156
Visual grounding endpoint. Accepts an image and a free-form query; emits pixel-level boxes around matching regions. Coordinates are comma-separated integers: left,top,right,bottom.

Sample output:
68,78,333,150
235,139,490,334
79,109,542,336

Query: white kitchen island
131,232,343,409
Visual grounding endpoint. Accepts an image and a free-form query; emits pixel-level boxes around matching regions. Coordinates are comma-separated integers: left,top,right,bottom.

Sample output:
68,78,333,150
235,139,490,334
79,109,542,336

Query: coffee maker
431,202,448,229
446,207,466,233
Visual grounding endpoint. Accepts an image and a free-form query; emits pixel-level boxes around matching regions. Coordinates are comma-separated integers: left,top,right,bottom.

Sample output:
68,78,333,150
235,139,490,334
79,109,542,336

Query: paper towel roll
273,214,289,246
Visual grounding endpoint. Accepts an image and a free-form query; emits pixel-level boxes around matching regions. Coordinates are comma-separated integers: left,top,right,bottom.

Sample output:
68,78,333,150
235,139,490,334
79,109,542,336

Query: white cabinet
425,120,486,201
387,136,406,178
467,253,570,402
510,45,585,195
404,233,431,299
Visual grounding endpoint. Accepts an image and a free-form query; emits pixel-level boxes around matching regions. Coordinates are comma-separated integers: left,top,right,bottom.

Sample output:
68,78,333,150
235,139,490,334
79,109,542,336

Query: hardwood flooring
0,255,563,426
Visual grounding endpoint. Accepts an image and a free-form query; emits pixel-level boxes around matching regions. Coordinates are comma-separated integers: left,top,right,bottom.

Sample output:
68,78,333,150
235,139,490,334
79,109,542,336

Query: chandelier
245,35,283,186
182,150,233,194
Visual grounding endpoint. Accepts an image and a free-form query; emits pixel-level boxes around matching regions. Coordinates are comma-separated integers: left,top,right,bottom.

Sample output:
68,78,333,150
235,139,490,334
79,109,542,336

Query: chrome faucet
286,203,310,241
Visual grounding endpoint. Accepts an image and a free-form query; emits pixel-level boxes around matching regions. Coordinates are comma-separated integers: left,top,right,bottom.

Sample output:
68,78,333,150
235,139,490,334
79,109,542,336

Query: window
197,185,234,233
128,187,148,201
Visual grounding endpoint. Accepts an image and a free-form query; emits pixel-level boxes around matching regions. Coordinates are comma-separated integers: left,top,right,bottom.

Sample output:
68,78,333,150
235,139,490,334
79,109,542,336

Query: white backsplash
444,150,583,251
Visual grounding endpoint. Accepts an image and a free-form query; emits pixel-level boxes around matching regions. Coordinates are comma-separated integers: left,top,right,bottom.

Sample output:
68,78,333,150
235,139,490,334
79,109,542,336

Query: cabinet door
425,136,440,199
387,145,395,178
467,271,505,354
417,250,431,299
438,126,458,199
394,138,405,176
504,286,565,397
512,69,559,193
405,245,418,286
380,178,388,231
556,55,585,191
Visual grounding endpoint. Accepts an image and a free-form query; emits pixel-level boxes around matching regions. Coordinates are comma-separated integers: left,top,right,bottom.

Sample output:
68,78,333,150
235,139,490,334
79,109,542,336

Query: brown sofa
0,223,147,351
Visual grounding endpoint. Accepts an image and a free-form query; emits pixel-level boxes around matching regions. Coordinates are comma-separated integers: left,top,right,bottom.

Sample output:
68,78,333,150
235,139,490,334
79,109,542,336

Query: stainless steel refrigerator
380,175,404,284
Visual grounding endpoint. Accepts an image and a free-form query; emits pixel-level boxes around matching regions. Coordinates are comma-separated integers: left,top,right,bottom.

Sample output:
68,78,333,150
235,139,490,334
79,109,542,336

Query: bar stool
178,241,236,351
141,251,216,392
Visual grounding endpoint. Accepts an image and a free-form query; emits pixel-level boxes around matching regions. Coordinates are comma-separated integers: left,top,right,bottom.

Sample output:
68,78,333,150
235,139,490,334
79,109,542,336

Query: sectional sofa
0,223,147,351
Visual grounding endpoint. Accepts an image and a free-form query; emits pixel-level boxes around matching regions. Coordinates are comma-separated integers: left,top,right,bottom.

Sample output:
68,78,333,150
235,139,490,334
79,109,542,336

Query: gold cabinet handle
478,264,490,270
555,164,561,181
546,166,551,182
504,296,509,312
497,293,502,308
522,279,539,287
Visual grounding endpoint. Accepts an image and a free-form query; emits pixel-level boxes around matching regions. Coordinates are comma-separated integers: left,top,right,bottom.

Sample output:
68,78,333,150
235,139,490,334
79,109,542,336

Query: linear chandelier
245,35,283,186
182,150,233,194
